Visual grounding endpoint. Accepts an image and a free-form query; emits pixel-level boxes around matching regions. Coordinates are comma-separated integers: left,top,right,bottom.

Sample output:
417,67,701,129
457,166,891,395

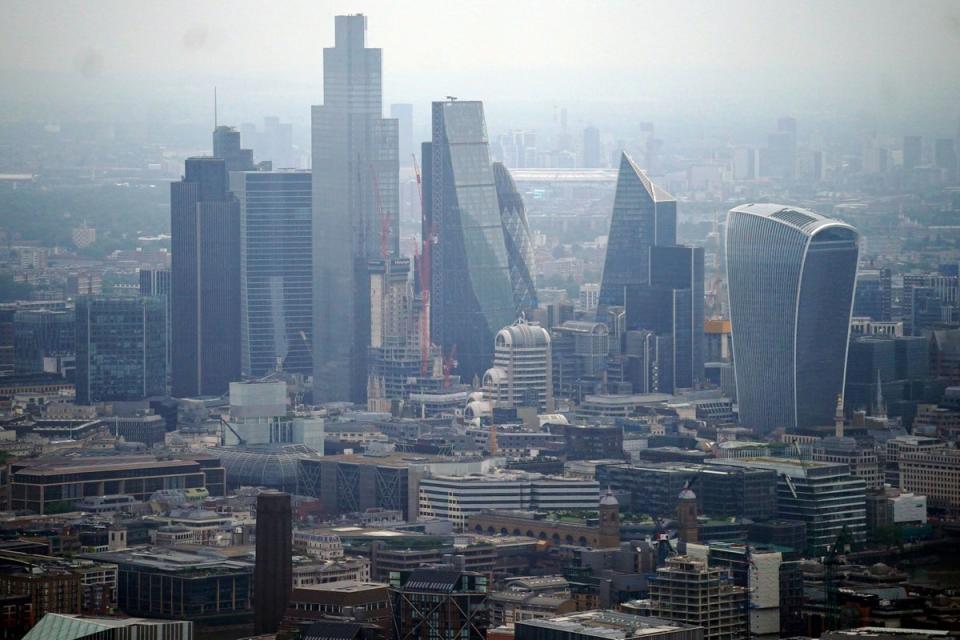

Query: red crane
412,153,433,376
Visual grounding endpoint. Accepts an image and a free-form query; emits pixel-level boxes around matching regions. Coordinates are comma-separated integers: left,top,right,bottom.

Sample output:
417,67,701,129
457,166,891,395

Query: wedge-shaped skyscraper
426,100,516,382
493,162,538,313
726,204,860,433
598,152,676,311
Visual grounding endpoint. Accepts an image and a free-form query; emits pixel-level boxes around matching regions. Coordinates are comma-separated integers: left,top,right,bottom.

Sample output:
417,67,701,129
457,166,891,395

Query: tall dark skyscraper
254,491,292,635
75,296,166,405
232,171,313,378
493,162,538,313
626,246,705,391
212,125,255,171
312,14,399,403
427,100,516,383
726,204,860,433
598,152,676,312
170,157,241,398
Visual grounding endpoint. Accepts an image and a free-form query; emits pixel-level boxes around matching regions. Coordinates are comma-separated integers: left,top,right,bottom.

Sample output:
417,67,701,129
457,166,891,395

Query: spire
874,368,887,419
834,394,845,438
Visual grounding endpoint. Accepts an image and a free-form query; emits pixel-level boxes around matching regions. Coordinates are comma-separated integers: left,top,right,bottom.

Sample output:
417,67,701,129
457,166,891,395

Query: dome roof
496,321,550,348
483,367,508,385
216,444,320,494
600,489,619,506
678,488,697,500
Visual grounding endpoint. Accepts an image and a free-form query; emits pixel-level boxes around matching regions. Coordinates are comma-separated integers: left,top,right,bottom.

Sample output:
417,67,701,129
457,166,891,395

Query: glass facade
13,308,74,375
726,204,859,433
170,156,241,397
232,171,313,378
598,152,676,310
312,14,399,403
75,296,166,404
493,162,538,313
429,101,516,382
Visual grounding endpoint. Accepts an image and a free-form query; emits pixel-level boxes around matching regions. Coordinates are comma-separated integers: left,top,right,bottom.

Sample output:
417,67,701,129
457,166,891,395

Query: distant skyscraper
427,100,516,382
582,126,602,168
13,308,74,376
312,14,399,403
213,125,255,171
493,162,538,313
903,135,922,170
254,491,292,635
139,268,171,379
598,152,676,311
231,171,313,378
626,245,705,390
726,204,860,433
75,296,166,405
391,103,414,166
170,157,241,397
483,318,552,411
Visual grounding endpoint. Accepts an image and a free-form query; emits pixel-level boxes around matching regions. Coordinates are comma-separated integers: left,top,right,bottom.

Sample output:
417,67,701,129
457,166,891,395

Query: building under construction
391,569,489,640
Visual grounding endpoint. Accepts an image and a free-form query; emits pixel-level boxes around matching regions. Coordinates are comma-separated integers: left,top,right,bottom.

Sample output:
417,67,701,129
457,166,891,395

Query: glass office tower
726,204,860,433
312,14,399,403
427,100,516,382
598,152,676,312
75,296,166,404
170,156,241,398
232,171,313,378
493,162,538,314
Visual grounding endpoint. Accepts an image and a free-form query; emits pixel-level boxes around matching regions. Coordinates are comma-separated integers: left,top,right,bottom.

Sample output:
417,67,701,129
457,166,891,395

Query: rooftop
517,611,696,640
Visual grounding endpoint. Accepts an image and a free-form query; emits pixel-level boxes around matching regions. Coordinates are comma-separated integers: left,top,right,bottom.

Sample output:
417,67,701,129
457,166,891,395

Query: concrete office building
312,14,399,403
726,204,859,433
647,556,748,640
516,611,703,640
75,296,166,405
899,447,960,512
232,170,313,377
9,455,226,513
170,156,241,397
418,472,599,530
254,491,292,634
426,100,516,382
483,319,553,411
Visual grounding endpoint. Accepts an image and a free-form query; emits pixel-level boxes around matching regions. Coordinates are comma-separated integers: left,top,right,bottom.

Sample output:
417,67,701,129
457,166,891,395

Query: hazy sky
3,0,960,134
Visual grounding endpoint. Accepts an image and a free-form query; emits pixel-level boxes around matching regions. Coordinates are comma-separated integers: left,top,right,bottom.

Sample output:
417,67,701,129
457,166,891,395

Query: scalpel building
726,204,859,433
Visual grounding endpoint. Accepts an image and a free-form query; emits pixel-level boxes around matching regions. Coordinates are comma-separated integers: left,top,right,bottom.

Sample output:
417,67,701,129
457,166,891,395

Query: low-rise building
515,610,703,640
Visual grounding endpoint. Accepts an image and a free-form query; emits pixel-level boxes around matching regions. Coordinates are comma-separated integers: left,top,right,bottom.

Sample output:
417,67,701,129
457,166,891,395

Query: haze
3,0,960,136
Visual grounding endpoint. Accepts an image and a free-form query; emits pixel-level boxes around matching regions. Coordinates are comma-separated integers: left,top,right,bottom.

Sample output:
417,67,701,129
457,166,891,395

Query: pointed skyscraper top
619,152,674,203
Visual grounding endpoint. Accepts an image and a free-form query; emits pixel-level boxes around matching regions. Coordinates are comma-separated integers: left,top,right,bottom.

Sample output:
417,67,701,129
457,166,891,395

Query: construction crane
824,526,854,631
219,416,246,446
412,153,433,376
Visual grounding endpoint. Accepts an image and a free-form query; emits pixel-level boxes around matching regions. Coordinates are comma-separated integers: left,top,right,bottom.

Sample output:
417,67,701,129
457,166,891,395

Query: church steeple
874,368,887,419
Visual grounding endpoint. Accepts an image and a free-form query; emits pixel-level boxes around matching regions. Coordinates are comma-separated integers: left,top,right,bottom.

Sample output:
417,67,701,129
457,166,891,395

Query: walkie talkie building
726,204,859,433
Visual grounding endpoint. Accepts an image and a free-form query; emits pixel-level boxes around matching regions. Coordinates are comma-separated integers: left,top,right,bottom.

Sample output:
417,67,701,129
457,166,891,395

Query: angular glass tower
598,152,676,311
232,171,313,378
726,204,860,433
170,156,241,398
427,100,516,383
493,162,538,314
312,14,399,403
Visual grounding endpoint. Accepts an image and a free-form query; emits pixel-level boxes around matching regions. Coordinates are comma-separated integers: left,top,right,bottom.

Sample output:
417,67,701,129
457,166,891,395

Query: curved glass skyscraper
726,204,860,433
427,100,516,382
493,162,538,313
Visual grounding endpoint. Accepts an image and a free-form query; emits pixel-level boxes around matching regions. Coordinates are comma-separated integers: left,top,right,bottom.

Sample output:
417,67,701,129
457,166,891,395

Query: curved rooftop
729,203,858,238
497,320,551,348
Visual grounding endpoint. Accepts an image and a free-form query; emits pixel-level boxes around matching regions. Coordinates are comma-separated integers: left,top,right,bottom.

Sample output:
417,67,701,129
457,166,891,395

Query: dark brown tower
676,488,698,546
599,488,621,548
254,491,292,634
